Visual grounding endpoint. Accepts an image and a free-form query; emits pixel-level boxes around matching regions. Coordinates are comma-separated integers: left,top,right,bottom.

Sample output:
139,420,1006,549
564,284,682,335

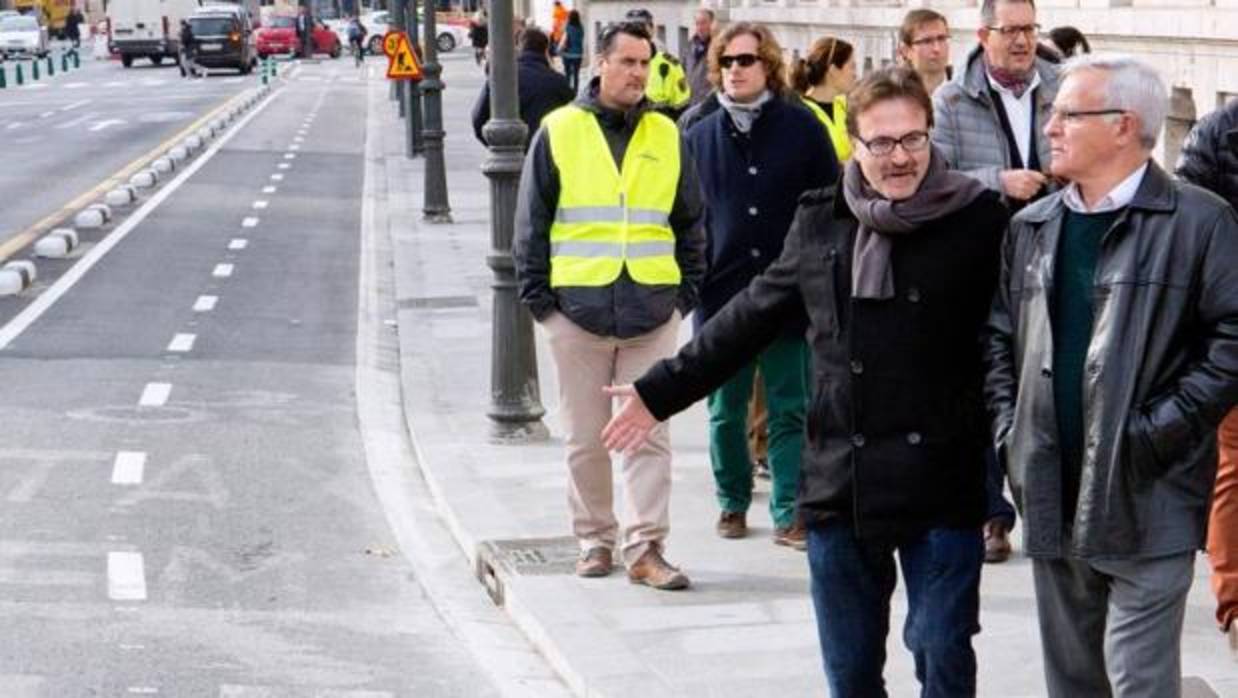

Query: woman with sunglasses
791,37,858,161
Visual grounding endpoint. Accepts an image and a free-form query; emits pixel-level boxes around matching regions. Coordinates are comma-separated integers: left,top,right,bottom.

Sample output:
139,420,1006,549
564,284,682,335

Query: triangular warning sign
383,31,423,81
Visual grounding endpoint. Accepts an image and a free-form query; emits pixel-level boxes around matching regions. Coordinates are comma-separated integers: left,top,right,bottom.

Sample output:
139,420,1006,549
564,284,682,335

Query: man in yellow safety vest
624,8,692,118
513,20,706,590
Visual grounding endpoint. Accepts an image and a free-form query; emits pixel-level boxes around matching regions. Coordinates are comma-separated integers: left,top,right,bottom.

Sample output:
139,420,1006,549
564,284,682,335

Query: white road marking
39,111,55,119
63,81,89,89
5,122,23,130
277,163,290,169
112,451,146,485
269,173,284,181
107,551,147,600
60,99,90,112
229,239,248,250
56,113,96,129
283,153,296,160
242,217,259,227
138,382,172,406
252,200,268,209
289,144,301,151
167,333,196,352
89,118,125,132
212,264,234,278
193,295,218,312
127,687,158,694
262,185,276,194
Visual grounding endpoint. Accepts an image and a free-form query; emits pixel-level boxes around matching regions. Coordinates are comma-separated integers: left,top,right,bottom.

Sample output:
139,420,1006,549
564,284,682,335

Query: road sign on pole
382,31,422,81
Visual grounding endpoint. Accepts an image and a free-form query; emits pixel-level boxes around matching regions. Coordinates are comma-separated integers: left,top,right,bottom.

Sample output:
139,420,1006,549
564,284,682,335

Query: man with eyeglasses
600,67,1010,695
898,9,952,96
932,0,1058,566
512,20,706,590
985,55,1238,696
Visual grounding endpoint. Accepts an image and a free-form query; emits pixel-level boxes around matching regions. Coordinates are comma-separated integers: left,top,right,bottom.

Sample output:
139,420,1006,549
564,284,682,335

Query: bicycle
350,37,364,68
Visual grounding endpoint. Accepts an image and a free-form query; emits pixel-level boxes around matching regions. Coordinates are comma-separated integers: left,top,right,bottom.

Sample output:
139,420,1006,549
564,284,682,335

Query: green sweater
1052,208,1121,524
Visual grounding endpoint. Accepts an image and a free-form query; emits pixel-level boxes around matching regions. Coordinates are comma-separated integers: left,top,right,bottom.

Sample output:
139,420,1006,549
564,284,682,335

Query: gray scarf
716,90,772,134
842,146,987,300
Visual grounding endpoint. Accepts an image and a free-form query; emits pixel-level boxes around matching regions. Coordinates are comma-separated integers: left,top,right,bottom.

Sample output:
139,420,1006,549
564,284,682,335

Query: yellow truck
13,0,70,37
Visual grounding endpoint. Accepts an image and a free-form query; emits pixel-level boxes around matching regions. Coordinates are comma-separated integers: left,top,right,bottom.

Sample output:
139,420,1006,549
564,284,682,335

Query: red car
256,15,340,58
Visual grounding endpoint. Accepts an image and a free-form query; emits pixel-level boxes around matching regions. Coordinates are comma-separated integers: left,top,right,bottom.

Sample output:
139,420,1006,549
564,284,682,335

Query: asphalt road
0,58,508,697
0,49,254,248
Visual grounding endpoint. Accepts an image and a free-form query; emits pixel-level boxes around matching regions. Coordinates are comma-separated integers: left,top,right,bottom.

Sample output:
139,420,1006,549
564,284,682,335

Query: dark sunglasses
718,53,759,69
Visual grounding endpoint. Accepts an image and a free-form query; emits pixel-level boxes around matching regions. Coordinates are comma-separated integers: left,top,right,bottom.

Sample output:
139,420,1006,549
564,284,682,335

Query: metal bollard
72,50,80,68
46,54,54,75
61,52,68,72
15,62,23,85
0,65,6,89
31,59,38,80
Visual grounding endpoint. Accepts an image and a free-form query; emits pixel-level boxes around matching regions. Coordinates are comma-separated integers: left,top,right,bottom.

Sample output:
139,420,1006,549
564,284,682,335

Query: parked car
187,7,254,74
255,14,339,58
361,10,464,56
0,14,49,58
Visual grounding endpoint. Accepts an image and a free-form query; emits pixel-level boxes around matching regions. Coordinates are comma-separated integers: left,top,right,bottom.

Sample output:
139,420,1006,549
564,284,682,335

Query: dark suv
187,10,254,74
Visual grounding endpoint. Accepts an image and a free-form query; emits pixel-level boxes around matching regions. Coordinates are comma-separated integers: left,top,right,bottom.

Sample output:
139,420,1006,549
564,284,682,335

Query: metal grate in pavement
474,536,579,607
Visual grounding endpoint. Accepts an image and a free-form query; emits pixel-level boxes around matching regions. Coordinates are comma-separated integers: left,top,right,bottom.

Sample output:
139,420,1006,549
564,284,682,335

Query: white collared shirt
1062,162,1150,214
986,70,1042,169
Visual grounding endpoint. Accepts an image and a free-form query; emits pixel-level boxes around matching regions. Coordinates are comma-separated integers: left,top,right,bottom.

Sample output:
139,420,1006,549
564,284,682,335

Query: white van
107,0,202,67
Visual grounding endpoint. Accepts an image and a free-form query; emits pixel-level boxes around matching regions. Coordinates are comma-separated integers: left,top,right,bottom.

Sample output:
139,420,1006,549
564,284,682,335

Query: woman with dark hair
790,36,857,161
1048,25,1090,58
559,9,585,92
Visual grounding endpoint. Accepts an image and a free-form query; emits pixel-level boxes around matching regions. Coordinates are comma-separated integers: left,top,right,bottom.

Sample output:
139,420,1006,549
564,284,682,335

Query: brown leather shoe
627,547,690,590
716,511,748,539
984,520,1012,563
773,523,807,551
575,547,613,578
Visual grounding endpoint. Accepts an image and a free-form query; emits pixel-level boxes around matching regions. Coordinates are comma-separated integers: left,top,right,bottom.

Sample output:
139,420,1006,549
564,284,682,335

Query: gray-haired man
984,55,1238,696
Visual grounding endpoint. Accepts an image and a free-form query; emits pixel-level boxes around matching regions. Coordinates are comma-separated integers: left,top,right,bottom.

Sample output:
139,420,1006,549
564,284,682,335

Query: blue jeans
807,523,983,697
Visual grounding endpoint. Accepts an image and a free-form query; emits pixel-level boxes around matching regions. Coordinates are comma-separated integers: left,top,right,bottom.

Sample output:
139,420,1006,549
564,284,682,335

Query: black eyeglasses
908,34,950,47
1049,108,1128,123
985,23,1040,39
856,130,931,156
718,53,759,69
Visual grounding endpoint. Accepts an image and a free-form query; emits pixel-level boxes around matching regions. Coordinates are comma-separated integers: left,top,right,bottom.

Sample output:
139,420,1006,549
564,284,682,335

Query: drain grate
399,295,478,310
475,536,579,606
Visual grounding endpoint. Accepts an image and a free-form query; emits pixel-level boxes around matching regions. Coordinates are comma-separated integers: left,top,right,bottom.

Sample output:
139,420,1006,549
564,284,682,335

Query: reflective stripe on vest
544,105,681,288
646,51,691,109
802,95,853,162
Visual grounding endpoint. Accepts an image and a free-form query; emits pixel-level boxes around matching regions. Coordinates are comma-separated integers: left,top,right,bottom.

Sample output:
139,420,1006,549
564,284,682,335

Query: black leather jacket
1176,99,1238,208
984,162,1238,559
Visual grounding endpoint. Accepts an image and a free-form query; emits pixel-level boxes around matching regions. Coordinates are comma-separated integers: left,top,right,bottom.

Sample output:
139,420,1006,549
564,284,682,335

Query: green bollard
0,65,6,89
47,55,54,76
61,52,68,72
71,49,79,68
15,62,23,85
31,59,39,80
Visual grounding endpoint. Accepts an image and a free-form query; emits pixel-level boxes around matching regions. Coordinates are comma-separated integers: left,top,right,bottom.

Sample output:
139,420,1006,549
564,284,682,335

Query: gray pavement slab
384,53,1238,697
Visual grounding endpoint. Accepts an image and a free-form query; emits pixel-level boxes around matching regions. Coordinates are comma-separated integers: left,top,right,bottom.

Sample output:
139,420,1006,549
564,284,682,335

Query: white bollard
129,170,158,189
211,118,225,133
185,135,203,151
152,157,175,175
104,186,136,207
75,204,108,228
198,127,212,142
0,260,37,296
34,228,79,258
168,146,189,164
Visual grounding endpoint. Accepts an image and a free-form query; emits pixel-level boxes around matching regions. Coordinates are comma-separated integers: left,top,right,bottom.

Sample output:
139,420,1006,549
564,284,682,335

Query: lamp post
390,0,406,114
419,0,452,222
482,0,546,441
404,0,425,155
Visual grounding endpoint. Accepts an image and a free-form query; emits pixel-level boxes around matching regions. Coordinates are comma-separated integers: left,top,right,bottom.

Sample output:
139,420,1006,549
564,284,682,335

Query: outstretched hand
601,384,659,455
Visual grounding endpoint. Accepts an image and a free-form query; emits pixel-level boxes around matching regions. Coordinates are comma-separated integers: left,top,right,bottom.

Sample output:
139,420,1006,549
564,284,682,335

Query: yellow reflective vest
543,105,682,288
646,51,691,110
802,94,853,162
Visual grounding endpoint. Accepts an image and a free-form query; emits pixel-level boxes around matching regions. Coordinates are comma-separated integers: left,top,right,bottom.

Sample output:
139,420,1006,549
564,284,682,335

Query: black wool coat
636,183,1010,540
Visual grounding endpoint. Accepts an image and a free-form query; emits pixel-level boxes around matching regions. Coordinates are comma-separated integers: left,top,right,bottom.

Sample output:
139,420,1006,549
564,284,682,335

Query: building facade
575,0,1238,163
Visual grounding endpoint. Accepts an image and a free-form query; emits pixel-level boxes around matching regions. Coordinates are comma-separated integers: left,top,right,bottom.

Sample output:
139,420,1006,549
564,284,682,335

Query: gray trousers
1031,552,1195,698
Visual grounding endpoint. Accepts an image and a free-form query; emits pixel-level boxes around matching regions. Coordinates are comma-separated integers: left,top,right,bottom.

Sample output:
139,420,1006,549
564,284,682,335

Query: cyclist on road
347,15,368,66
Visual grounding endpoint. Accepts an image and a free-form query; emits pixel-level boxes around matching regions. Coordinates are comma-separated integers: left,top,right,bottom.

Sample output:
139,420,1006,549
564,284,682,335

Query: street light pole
482,0,546,441
390,0,406,114
419,0,452,222
405,0,425,155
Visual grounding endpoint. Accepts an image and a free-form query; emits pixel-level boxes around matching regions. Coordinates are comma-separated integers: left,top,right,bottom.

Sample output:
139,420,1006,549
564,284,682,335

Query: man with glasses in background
898,9,952,95
985,55,1238,696
932,0,1058,565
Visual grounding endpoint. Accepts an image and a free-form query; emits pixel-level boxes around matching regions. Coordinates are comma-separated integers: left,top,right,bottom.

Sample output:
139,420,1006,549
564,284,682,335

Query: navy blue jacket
686,95,839,328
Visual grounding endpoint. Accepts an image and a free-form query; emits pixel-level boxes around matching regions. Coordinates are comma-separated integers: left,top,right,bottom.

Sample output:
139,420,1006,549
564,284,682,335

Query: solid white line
0,90,281,351
193,295,217,312
262,185,276,194
60,99,91,112
242,217,259,227
166,333,195,352
228,238,248,250
138,383,172,406
212,264,233,278
111,451,146,485
251,200,268,209
107,552,147,601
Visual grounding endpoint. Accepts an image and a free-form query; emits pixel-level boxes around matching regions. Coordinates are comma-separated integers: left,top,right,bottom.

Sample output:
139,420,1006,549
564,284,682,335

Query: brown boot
773,523,807,552
716,511,747,539
627,547,690,591
575,547,613,578
983,520,1012,563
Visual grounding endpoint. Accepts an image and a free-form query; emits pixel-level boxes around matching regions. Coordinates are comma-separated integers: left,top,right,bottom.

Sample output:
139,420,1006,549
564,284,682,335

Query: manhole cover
477,536,578,577
400,295,478,310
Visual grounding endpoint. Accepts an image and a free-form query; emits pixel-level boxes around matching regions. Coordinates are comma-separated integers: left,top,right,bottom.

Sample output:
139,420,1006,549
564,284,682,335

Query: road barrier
34,229,79,259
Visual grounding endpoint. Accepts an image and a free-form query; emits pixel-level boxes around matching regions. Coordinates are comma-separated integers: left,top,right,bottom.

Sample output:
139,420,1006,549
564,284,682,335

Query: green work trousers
706,335,808,528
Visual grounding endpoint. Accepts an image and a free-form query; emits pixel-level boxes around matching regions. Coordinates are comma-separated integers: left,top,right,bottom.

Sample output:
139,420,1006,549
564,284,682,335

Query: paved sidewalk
375,53,1237,697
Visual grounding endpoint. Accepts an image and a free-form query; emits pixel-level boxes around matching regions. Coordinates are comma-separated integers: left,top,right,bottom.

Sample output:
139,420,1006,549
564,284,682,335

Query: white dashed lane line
252,200,268,209
270,173,284,181
193,295,218,312
278,163,290,170
242,217,259,227
283,153,296,160
212,264,234,278
106,552,147,601
166,333,195,352
228,239,248,250
138,382,172,407
111,451,146,485
262,186,276,194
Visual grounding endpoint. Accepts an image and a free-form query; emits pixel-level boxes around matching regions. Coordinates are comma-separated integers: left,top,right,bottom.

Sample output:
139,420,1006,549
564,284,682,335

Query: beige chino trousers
541,310,681,567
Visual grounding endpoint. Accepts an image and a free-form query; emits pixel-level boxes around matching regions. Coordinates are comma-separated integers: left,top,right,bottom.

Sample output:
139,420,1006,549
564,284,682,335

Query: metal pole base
487,415,550,444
